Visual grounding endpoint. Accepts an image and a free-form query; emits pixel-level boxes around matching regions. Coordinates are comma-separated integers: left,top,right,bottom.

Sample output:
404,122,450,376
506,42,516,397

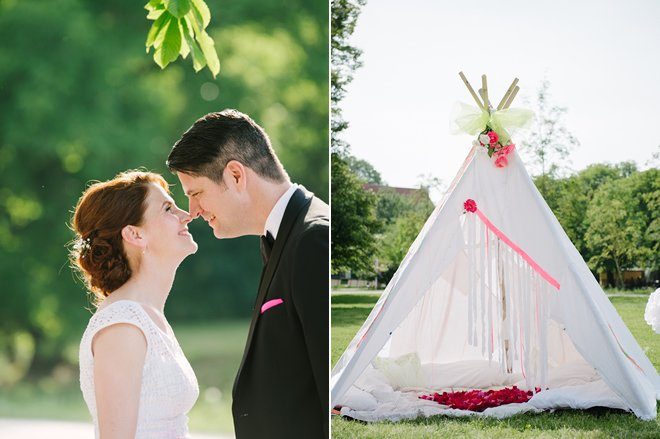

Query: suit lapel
233,188,313,394
257,188,310,300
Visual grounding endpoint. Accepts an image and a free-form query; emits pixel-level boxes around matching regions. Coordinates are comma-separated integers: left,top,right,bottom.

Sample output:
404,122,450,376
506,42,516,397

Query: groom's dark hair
166,109,289,183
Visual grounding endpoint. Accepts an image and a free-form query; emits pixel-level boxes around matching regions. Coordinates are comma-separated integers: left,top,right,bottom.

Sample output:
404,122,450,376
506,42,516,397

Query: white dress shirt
264,184,298,240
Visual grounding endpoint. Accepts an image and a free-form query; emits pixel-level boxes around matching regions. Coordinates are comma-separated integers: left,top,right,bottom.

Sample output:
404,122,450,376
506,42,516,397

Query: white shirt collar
264,184,298,240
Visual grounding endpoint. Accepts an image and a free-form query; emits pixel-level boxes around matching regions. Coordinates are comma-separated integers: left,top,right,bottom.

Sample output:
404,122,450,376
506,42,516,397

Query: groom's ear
224,160,247,189
121,225,146,250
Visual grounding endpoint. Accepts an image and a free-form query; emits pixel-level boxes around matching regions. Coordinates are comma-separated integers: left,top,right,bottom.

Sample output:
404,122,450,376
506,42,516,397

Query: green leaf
187,7,202,36
196,30,219,77
153,14,172,49
146,6,164,20
154,18,181,69
179,19,190,59
181,18,205,71
190,0,211,28
145,12,170,52
145,0,164,11
147,5,165,20
164,0,191,19
182,18,206,72
180,41,190,59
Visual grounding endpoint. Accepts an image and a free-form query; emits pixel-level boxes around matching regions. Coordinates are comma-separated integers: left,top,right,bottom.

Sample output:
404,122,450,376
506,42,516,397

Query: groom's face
177,171,247,239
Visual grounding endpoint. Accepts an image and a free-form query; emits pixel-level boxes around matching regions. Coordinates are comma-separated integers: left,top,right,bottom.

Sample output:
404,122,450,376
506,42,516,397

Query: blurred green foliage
0,320,248,433
0,0,328,383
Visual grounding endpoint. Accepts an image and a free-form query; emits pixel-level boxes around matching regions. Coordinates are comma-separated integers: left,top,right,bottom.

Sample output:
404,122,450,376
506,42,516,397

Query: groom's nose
188,199,203,219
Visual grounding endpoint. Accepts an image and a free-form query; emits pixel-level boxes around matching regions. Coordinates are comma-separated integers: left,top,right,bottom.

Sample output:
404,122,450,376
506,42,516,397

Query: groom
166,110,328,438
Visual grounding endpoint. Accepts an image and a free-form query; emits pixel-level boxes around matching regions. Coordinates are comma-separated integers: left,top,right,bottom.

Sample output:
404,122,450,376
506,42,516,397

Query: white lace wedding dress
79,300,199,438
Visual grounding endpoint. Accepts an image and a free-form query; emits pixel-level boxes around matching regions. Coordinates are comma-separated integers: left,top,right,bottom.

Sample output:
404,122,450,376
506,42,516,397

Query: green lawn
176,320,248,433
331,294,660,438
0,320,249,435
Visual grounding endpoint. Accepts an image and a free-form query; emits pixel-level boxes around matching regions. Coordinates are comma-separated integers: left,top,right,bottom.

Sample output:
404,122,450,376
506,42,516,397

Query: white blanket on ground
338,360,629,422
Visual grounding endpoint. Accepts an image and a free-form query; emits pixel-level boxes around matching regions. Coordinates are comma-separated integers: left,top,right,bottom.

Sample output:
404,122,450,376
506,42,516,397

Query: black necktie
260,231,275,265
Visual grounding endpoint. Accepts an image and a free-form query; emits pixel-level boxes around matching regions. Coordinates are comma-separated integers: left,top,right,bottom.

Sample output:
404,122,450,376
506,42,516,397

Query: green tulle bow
452,102,534,145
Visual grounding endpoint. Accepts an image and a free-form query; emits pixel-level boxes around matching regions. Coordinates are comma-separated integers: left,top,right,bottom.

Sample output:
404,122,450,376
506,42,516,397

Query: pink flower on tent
487,131,499,145
464,199,477,213
495,155,508,168
498,143,515,156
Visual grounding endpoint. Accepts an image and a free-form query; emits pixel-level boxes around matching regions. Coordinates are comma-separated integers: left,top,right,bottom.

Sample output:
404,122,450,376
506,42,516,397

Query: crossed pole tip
458,72,521,112
459,71,484,110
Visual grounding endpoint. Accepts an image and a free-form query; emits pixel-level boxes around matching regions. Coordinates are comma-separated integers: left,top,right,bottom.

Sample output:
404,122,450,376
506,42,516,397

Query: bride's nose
178,209,193,224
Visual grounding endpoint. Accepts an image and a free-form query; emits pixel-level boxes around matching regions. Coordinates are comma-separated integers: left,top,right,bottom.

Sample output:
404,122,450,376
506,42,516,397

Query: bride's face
139,183,198,259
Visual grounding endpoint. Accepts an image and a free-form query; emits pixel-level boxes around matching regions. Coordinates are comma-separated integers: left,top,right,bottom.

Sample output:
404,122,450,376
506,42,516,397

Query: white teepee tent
331,75,660,421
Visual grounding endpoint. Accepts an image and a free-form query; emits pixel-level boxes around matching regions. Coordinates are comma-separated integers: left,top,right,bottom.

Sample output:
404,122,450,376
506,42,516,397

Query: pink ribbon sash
474,207,560,290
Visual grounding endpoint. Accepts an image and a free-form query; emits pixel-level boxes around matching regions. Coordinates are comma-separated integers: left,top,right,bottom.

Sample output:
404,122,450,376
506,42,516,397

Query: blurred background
0,0,328,435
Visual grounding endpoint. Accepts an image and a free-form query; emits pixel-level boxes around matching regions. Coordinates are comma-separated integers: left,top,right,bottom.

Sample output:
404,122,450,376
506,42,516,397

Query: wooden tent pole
459,71,484,109
503,86,520,109
481,74,490,110
497,78,519,110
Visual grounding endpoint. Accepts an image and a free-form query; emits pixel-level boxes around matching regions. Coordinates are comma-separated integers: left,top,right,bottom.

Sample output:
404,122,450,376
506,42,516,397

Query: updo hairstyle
70,170,169,304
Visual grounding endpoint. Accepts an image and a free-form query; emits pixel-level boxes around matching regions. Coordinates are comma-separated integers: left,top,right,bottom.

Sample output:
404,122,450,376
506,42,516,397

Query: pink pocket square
261,298,284,314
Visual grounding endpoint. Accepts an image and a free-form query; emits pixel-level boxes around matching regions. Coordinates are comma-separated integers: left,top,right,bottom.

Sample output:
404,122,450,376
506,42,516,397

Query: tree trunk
613,257,625,290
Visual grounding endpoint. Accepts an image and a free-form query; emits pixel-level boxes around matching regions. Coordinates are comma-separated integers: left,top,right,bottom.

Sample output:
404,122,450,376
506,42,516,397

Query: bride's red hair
69,170,169,305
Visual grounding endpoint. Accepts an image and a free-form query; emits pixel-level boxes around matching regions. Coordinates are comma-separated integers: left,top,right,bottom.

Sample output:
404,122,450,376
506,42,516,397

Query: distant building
363,184,432,204
598,269,657,289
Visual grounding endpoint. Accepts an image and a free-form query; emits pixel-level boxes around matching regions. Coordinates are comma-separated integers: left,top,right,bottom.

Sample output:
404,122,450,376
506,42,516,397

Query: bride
71,170,199,438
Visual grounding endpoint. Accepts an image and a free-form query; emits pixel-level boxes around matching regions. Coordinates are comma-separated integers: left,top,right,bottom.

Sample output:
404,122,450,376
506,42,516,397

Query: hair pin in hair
75,236,92,257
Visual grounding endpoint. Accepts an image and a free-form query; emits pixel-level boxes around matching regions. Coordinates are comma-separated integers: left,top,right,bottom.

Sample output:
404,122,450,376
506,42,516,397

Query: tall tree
645,145,660,168
585,170,657,288
376,189,434,282
331,0,366,155
330,0,379,275
539,162,640,271
345,155,382,184
331,155,379,274
520,78,579,194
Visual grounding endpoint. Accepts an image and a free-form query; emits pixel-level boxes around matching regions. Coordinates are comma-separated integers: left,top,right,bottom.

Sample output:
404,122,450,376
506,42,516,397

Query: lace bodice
79,300,199,438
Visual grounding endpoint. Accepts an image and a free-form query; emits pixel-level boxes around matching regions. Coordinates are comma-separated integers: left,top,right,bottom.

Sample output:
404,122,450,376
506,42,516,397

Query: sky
339,0,660,199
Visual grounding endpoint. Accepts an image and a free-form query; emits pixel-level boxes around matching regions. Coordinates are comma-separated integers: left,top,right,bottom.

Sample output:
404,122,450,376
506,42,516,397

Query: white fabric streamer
523,264,531,390
486,229,495,365
477,221,485,346
467,214,475,345
480,231,488,356
460,212,556,388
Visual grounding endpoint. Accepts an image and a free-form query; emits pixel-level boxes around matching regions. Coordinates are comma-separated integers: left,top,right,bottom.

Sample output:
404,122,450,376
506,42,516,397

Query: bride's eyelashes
164,200,180,213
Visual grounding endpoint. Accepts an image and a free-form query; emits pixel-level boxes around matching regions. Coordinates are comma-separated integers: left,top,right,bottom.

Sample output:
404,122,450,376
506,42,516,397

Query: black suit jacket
232,187,329,439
